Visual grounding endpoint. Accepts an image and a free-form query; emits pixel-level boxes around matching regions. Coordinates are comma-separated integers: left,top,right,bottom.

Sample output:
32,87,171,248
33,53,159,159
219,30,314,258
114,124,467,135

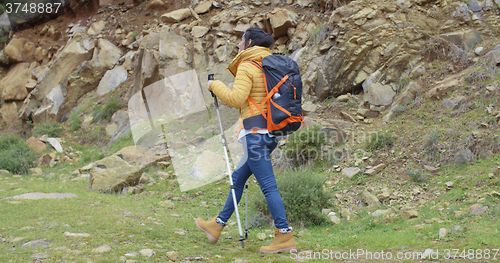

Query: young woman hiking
195,27,296,254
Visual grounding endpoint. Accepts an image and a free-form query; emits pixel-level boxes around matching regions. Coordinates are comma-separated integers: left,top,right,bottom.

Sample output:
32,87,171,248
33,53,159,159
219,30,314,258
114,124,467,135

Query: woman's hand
207,80,213,91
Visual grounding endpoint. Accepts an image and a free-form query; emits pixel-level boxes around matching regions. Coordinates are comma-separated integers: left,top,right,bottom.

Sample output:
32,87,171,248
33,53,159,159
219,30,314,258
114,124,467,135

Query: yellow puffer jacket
209,46,271,120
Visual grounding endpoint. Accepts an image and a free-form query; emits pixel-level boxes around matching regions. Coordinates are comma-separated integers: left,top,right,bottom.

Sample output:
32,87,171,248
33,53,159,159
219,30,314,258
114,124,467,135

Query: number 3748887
5,2,62,14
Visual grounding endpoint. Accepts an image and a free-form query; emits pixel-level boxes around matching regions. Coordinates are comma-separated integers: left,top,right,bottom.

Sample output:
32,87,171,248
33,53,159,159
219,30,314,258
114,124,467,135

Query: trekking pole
208,74,246,248
244,182,249,239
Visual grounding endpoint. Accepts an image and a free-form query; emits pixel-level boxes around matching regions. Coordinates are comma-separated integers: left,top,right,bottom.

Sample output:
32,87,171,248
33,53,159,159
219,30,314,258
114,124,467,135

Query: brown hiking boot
195,217,224,243
259,228,296,253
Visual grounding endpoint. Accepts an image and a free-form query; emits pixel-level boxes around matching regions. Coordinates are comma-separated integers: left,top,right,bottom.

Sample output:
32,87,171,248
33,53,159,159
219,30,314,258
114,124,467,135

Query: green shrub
33,121,64,138
252,169,330,227
0,134,37,174
77,125,108,146
93,98,122,122
365,132,394,152
406,169,428,183
68,110,82,132
421,37,472,69
282,126,325,165
109,131,134,154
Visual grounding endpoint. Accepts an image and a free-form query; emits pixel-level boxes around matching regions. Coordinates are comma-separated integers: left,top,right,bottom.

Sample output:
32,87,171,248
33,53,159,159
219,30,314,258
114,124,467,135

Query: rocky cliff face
0,0,499,138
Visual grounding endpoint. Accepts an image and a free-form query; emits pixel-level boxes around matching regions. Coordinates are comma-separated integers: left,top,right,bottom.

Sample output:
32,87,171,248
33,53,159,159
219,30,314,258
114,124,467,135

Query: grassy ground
1,148,499,262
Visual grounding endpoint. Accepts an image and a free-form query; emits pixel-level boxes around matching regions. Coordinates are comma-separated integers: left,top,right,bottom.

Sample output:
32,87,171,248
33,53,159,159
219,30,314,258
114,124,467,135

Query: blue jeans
217,133,289,229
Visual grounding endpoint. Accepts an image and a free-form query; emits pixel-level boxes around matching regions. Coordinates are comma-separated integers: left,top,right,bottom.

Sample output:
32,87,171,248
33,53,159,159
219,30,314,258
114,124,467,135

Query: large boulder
26,137,47,153
191,26,209,38
361,191,381,208
439,29,482,50
485,45,500,64
91,39,123,72
49,38,121,121
106,110,130,141
362,71,396,106
90,155,144,193
114,145,170,166
96,65,128,97
31,84,65,123
268,8,298,38
425,78,460,100
4,37,26,63
158,30,192,73
0,102,20,123
0,62,37,101
194,1,212,14
32,34,95,102
87,21,106,35
161,8,192,23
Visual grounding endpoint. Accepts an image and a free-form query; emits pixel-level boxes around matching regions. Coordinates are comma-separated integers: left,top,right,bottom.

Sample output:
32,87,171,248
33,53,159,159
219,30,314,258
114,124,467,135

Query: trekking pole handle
208,74,218,107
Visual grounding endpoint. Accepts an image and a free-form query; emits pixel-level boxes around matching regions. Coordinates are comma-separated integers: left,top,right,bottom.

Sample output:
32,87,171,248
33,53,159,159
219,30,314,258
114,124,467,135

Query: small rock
357,108,379,118
361,191,380,207
47,138,63,152
450,226,462,233
468,204,482,211
372,208,394,217
364,163,386,176
329,215,341,225
336,95,350,102
139,173,149,184
377,188,391,201
340,111,357,122
474,47,484,56
166,251,179,261
401,210,418,219
423,165,439,172
341,167,360,179
32,253,47,260
139,249,155,257
160,200,175,208
27,137,47,153
93,245,112,253
256,233,266,240
82,116,94,129
157,161,170,169
64,232,90,238
439,228,448,239
340,208,351,218
302,101,318,113
21,239,50,248
454,211,463,217
470,206,488,216
321,209,332,215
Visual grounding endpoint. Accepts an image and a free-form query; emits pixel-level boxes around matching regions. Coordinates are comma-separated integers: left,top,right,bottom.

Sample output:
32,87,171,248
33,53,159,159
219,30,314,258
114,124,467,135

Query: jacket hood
227,46,272,76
